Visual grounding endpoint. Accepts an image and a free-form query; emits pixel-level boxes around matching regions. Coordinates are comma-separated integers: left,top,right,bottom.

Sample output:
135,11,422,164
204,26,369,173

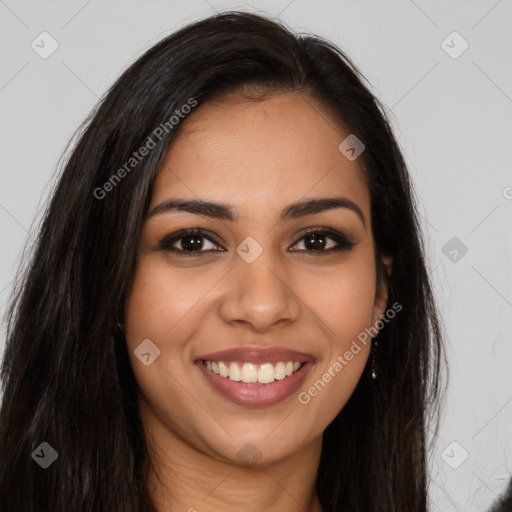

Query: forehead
150,92,370,222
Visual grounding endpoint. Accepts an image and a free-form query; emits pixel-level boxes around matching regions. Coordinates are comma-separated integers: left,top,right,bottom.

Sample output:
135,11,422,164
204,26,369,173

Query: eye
290,228,356,254
158,228,224,256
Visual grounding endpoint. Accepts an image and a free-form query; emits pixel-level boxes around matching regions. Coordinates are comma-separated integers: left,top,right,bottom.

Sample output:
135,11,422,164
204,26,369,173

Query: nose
218,250,301,333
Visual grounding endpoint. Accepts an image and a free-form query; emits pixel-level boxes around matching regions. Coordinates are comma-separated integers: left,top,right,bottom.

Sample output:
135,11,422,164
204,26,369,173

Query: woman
0,11,445,512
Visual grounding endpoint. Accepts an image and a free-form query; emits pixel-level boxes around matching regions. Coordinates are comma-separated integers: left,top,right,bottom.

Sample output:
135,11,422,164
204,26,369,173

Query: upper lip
195,346,315,365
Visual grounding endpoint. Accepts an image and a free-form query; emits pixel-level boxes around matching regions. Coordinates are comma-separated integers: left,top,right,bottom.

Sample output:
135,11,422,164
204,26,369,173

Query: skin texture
124,91,392,512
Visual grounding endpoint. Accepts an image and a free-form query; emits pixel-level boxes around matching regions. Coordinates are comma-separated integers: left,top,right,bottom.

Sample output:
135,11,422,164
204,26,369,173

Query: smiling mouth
203,360,303,384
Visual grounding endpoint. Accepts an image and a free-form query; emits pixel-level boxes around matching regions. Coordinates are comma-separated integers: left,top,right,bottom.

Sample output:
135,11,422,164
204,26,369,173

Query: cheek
124,257,212,347
123,258,210,430
315,257,377,346
123,258,204,403
297,258,376,418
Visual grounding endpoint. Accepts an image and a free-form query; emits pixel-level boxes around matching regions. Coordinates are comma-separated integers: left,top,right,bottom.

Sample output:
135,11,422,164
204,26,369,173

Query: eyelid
294,225,353,241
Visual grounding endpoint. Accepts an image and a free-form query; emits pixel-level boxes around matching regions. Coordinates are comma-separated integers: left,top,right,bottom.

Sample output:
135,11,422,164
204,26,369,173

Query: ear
371,254,393,326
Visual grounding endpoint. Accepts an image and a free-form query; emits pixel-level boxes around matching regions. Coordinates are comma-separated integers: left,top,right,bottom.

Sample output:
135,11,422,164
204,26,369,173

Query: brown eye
290,229,356,253
158,228,224,256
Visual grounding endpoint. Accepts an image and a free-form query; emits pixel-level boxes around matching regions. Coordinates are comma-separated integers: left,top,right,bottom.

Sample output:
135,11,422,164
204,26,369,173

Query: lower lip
196,360,314,406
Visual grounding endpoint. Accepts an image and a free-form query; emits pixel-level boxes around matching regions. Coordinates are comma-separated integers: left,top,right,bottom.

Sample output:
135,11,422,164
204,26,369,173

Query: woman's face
125,91,390,466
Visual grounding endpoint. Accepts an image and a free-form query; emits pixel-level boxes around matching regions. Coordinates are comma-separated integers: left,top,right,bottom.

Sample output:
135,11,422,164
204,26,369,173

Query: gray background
1,1,511,510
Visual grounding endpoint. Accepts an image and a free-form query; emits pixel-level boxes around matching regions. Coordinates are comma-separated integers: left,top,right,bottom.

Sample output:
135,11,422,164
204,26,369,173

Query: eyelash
157,227,356,257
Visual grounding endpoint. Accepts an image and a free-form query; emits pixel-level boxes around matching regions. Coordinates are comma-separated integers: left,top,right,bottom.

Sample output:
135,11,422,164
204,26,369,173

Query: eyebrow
147,196,365,227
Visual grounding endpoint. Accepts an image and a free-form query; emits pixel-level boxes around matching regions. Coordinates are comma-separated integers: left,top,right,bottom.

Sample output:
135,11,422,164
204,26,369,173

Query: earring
371,337,379,380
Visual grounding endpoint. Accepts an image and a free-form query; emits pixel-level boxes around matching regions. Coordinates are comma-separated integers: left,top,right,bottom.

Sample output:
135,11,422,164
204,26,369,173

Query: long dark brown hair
488,478,512,512
0,11,446,511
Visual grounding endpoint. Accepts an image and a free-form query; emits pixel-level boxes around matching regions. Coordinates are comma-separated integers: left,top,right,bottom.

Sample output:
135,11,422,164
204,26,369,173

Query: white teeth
229,362,242,381
204,360,304,383
241,363,258,383
218,361,229,377
258,363,275,384
274,362,287,380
